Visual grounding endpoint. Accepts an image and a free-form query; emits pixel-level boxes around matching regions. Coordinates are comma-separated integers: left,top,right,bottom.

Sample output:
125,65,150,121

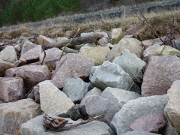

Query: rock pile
0,28,179,135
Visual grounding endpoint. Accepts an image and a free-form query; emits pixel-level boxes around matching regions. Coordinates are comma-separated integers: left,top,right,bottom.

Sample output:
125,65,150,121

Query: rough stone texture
80,46,110,65
80,87,102,107
111,95,168,135
156,45,180,56
20,45,42,62
0,60,14,77
51,53,94,89
20,115,114,135
80,31,108,38
122,131,159,135
106,38,143,61
0,99,42,135
130,113,167,133
164,80,180,134
5,65,51,88
82,95,120,124
0,77,25,102
113,49,146,78
39,81,74,115
98,37,109,46
101,87,140,108
90,61,133,90
63,78,89,102
141,56,180,96
57,37,68,42
38,35,55,45
111,28,123,44
0,46,17,63
142,40,154,49
143,44,160,57
80,43,96,51
39,47,62,64
163,121,179,135
21,40,36,55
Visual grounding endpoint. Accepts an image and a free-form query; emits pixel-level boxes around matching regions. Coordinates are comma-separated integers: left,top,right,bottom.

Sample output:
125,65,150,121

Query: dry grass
0,9,180,41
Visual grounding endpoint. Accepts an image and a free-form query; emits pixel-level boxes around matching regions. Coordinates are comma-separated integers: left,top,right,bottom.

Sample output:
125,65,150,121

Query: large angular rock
80,46,110,65
81,95,120,124
156,45,180,56
21,40,36,55
39,81,74,115
63,78,89,102
90,61,133,90
111,95,168,135
122,131,159,135
143,44,160,57
142,56,180,96
101,87,140,109
130,113,167,133
0,77,25,102
51,53,94,89
20,45,42,62
113,49,146,78
111,28,123,44
20,115,114,135
38,35,55,45
0,60,13,77
39,47,62,64
0,99,42,135
164,80,180,134
5,65,51,88
106,38,143,61
0,46,17,63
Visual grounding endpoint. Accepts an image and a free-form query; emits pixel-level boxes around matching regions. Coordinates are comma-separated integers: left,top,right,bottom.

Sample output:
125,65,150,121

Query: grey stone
81,31,108,38
163,121,178,135
0,46,17,63
113,49,146,78
142,56,180,96
0,60,14,77
122,131,159,135
51,53,94,89
63,78,89,102
38,35,55,46
101,87,140,109
98,37,109,46
111,95,168,135
106,38,143,61
111,28,123,44
82,95,120,124
39,81,74,115
0,77,25,102
21,40,36,55
20,115,114,135
0,99,42,135
90,61,133,90
20,45,42,62
143,44,160,57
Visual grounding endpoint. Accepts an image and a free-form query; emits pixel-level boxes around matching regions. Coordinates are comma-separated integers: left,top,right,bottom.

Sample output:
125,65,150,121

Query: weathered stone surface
143,44,160,57
20,45,42,62
51,53,94,89
82,95,120,124
20,115,114,135
39,81,74,115
0,99,42,135
0,77,25,102
111,95,168,135
81,31,108,38
122,131,159,135
113,49,146,78
164,80,180,134
63,78,89,102
0,60,13,77
21,40,36,55
163,121,179,135
80,43,96,51
106,38,143,61
101,87,140,108
156,45,180,56
111,28,123,44
142,40,153,49
40,47,62,64
80,46,110,65
5,65,51,88
142,56,180,96
0,46,17,63
98,37,109,46
130,113,167,133
38,35,55,45
57,37,68,42
90,61,133,90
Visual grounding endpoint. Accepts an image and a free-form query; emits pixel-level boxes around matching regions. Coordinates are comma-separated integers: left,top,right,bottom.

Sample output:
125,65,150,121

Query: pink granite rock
0,60,14,77
143,44,160,57
51,53,94,88
142,56,180,96
0,77,25,102
130,113,167,133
